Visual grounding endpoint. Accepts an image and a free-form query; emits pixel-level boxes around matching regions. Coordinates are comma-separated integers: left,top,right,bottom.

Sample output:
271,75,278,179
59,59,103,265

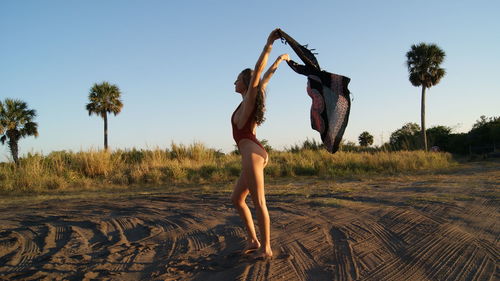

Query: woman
231,28,289,260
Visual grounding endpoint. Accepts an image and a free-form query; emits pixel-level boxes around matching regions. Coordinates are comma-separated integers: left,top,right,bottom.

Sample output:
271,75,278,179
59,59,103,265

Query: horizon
1,0,499,160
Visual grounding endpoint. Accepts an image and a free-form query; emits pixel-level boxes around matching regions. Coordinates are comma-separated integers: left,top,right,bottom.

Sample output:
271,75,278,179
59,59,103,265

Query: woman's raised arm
237,29,281,128
248,29,281,91
260,54,289,91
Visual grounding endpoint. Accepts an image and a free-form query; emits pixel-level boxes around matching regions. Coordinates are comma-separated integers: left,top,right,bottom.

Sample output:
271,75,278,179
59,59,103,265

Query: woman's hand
279,54,290,62
267,28,282,45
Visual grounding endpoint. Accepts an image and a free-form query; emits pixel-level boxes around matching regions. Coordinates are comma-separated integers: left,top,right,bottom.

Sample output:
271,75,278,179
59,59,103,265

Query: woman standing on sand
231,28,289,260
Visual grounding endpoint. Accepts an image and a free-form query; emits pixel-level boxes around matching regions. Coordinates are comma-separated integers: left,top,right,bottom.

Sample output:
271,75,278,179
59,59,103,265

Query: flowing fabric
277,29,351,153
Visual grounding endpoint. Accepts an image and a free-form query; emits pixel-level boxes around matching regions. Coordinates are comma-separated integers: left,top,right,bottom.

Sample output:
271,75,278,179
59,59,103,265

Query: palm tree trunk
421,86,428,151
8,139,19,165
103,112,108,150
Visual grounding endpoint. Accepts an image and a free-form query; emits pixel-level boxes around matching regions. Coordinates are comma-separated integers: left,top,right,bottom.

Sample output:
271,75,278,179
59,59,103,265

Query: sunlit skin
231,28,289,260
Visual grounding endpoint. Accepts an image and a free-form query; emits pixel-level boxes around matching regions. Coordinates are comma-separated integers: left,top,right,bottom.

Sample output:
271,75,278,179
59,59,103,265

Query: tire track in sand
39,223,72,263
0,230,19,266
360,222,485,281
6,229,41,272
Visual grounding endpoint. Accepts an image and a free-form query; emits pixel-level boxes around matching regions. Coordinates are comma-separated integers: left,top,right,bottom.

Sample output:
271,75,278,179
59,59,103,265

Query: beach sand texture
0,162,498,281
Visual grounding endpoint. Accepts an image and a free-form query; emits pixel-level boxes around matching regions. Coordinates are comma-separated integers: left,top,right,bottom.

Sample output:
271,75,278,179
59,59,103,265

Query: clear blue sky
1,0,499,158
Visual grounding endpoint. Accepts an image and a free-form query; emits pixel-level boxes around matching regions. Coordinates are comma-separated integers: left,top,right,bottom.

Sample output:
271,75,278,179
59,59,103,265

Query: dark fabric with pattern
278,30,351,153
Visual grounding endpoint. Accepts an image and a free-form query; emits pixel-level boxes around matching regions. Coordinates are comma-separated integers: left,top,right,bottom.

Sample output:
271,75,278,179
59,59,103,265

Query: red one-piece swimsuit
231,103,266,151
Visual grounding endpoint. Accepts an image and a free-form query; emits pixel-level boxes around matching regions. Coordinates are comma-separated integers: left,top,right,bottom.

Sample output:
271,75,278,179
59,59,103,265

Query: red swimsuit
231,103,266,151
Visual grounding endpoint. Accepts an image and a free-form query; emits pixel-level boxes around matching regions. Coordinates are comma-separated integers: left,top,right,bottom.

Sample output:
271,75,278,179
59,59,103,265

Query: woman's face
234,74,246,94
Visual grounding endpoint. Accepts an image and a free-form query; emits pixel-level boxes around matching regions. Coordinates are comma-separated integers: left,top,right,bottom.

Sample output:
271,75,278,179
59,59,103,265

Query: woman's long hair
240,68,266,125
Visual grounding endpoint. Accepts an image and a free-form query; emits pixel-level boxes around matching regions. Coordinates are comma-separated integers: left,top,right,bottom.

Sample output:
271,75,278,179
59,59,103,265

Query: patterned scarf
278,29,351,153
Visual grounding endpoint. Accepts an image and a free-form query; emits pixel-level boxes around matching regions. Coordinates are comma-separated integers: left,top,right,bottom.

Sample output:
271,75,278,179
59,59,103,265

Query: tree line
356,116,500,154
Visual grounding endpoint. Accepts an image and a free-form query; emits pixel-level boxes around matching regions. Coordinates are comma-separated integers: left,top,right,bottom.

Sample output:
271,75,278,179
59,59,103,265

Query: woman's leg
231,175,260,251
240,141,272,258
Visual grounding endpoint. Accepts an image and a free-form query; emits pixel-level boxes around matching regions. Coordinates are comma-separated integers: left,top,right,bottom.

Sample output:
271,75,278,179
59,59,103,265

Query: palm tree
85,81,123,150
406,43,446,151
358,131,374,147
0,99,39,165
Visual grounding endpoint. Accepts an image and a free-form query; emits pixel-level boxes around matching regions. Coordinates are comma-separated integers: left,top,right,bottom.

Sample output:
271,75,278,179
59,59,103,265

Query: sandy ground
0,161,498,281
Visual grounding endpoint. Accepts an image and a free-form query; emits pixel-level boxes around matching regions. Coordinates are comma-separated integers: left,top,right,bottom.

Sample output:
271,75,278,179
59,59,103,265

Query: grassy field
0,143,457,194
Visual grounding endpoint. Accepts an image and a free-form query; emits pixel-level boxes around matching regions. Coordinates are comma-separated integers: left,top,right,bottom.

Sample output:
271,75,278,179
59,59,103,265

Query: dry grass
0,143,457,193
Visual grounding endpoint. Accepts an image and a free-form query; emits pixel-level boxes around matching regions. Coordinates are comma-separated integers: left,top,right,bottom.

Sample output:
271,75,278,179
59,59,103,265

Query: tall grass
0,142,456,193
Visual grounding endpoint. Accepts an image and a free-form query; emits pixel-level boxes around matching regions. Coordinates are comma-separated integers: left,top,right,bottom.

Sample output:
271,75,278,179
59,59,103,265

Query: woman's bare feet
250,247,273,261
242,240,261,254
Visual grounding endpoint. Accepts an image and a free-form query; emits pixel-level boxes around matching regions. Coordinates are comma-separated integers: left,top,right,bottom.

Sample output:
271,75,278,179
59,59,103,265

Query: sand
0,161,498,281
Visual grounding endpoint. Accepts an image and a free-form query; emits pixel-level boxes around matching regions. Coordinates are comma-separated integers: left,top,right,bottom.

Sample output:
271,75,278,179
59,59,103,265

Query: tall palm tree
85,81,123,150
0,99,39,165
406,43,446,151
